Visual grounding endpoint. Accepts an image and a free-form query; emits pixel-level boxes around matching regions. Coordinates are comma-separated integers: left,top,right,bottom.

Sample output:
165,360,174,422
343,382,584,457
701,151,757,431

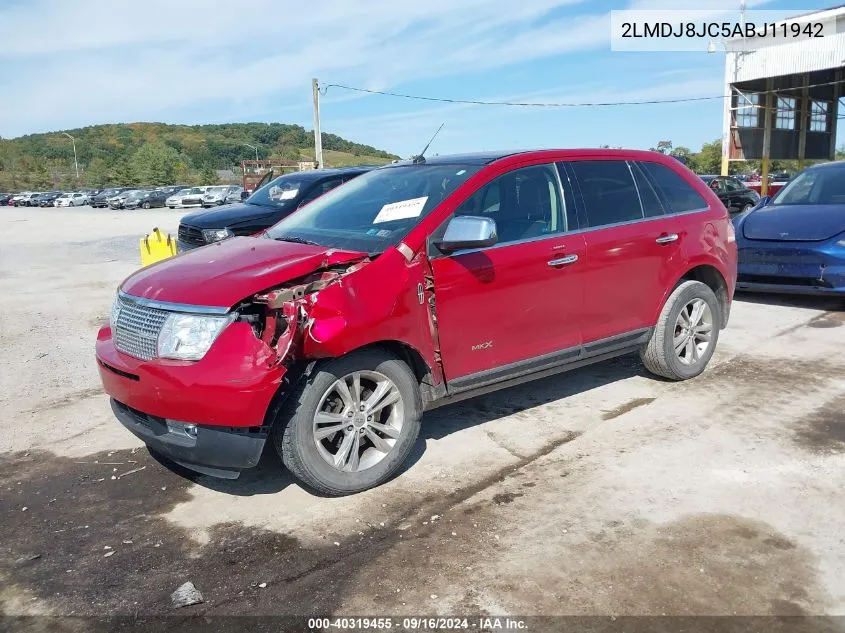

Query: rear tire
273,349,422,496
142,202,151,209
641,280,720,381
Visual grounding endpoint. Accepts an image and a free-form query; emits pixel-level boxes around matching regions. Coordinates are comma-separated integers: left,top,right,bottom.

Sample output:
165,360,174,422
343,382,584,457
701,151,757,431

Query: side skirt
426,328,652,411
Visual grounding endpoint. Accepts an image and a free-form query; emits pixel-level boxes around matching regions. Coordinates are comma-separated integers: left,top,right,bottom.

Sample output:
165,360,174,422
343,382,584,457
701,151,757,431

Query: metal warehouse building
719,5,844,193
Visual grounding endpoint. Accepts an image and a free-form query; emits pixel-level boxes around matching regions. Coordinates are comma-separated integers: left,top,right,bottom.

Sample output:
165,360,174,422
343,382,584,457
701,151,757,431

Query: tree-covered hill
0,122,398,191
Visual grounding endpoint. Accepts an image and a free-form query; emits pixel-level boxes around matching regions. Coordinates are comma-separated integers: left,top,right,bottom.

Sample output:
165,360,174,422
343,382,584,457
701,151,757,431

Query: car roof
288,166,376,180
807,160,845,171
382,148,694,168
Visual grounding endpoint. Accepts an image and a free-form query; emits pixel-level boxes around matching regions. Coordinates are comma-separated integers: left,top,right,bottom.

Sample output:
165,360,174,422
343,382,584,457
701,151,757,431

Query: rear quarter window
640,161,708,214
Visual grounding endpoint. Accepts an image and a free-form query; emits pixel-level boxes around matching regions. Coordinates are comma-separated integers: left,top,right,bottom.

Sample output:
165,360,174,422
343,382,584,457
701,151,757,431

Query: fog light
167,420,198,438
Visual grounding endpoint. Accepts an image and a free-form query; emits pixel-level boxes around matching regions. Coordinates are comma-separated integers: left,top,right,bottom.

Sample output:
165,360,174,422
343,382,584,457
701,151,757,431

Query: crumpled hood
121,236,368,308
179,202,278,229
742,204,845,242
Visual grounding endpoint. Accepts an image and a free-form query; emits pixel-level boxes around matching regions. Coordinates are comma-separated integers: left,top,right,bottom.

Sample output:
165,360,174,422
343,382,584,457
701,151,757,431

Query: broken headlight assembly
157,313,234,360
202,228,233,243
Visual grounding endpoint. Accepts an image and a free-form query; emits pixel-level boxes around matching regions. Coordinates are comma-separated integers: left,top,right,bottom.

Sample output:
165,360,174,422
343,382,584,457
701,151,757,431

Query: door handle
547,254,579,267
655,233,679,244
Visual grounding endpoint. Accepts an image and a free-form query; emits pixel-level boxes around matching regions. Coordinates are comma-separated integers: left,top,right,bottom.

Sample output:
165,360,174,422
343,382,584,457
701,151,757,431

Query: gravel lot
1,207,844,621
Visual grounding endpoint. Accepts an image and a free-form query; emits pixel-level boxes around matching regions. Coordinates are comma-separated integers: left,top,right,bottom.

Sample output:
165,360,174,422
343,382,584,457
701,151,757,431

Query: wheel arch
670,264,731,329
266,339,438,428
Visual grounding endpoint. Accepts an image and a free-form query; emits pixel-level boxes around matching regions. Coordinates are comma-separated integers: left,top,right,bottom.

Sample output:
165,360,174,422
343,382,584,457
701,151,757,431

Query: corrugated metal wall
728,32,845,83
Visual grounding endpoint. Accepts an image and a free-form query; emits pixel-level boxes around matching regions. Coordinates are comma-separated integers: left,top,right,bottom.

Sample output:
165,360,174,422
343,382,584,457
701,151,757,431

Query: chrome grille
113,296,169,360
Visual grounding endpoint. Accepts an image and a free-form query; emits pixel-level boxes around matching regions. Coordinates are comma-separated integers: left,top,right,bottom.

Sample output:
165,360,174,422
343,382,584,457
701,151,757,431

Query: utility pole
244,143,259,162
62,132,79,180
312,78,324,169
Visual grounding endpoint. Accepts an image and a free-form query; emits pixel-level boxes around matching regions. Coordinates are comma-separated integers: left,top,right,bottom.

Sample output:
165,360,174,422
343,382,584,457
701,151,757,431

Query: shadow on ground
176,353,645,497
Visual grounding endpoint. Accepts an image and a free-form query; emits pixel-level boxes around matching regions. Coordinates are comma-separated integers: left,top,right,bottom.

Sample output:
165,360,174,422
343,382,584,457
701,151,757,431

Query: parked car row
2,190,101,207
2,183,246,210
166,185,246,209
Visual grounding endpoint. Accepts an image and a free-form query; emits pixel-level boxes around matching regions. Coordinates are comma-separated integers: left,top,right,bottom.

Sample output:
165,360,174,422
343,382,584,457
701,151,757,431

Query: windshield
265,164,481,255
207,186,227,194
246,173,319,209
185,188,203,195
772,165,845,206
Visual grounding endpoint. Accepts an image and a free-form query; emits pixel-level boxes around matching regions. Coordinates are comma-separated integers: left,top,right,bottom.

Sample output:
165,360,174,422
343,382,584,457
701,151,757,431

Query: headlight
202,227,233,242
157,313,233,360
109,296,121,329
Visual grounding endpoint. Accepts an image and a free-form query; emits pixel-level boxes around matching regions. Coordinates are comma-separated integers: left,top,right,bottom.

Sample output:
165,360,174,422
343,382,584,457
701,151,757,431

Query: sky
0,0,836,157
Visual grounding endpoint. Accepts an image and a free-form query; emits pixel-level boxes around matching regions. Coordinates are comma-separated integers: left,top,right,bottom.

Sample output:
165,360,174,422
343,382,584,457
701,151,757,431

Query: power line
321,79,845,108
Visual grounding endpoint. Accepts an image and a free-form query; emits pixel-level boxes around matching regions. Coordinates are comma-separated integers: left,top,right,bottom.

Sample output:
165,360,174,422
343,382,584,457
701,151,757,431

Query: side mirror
240,191,249,200
434,216,498,253
758,195,771,207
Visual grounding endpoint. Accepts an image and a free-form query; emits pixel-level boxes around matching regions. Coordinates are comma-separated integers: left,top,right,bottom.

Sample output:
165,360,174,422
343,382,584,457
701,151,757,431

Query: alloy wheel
673,298,713,365
312,370,404,472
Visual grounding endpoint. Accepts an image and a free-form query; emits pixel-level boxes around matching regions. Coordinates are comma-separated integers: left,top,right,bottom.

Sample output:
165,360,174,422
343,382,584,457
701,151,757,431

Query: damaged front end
233,257,371,369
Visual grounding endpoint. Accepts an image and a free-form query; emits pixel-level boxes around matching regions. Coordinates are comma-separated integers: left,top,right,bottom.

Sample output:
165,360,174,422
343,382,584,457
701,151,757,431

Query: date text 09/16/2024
308,617,528,630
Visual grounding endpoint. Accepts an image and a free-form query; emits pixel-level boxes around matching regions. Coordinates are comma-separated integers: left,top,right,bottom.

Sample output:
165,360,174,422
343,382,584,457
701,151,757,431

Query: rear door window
640,162,708,213
569,160,643,228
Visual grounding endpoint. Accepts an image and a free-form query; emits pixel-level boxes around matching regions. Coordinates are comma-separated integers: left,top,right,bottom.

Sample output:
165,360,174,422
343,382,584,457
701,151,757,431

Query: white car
54,192,89,207
201,185,244,207
166,187,209,209
179,186,211,208
10,192,31,206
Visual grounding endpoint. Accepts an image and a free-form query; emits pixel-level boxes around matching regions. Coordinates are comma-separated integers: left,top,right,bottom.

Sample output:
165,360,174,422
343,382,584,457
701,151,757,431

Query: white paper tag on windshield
373,196,428,224
270,187,299,201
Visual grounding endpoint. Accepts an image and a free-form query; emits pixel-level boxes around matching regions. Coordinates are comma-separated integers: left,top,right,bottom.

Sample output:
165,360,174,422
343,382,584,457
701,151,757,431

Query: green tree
112,159,137,187
83,158,110,187
836,146,844,161
31,160,53,189
651,140,673,154
130,143,180,186
689,139,722,174
199,164,217,184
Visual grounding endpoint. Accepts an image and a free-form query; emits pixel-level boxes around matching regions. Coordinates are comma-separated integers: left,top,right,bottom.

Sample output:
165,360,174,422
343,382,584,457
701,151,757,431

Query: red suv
96,150,737,495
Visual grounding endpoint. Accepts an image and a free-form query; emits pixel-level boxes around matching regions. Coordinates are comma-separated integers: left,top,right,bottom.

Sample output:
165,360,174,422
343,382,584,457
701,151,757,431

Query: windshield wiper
273,235,322,246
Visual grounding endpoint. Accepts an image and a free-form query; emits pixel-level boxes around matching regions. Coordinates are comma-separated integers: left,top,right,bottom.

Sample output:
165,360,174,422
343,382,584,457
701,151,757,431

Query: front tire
640,280,720,381
274,349,422,496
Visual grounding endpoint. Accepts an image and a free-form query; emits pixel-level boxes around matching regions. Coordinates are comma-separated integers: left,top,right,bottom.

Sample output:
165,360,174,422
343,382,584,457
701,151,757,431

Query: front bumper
96,322,289,477
96,322,287,427
737,240,845,296
110,399,267,478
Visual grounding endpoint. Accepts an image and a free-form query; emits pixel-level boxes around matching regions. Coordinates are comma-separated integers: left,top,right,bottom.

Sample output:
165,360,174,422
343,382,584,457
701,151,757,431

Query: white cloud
0,0,610,136
0,0,775,142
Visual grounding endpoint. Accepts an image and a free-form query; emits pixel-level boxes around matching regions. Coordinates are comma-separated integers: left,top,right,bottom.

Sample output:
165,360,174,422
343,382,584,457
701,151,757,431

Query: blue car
732,161,845,296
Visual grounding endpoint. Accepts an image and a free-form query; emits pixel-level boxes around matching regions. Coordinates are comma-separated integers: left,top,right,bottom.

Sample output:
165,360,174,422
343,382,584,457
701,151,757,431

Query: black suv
91,187,131,208
700,176,760,214
177,167,374,250
32,191,64,207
